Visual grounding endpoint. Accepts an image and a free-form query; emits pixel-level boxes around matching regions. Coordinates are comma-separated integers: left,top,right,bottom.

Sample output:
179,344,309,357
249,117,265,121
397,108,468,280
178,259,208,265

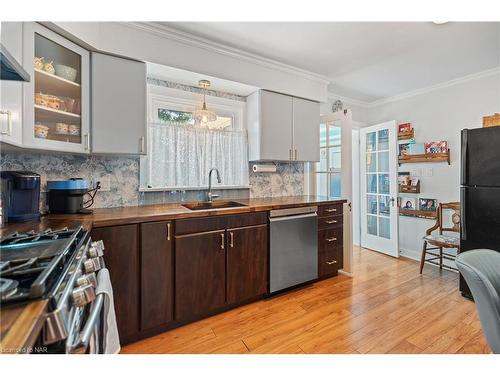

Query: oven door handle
68,293,105,354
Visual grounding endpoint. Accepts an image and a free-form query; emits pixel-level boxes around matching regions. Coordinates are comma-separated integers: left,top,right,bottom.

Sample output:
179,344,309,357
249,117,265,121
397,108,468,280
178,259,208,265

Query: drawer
318,214,343,229
175,212,268,235
318,203,343,217
318,246,343,278
318,228,343,252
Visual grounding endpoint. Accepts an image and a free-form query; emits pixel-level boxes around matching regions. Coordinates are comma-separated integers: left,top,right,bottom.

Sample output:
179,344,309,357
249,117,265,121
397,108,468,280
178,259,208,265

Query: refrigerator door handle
460,187,467,241
461,129,468,186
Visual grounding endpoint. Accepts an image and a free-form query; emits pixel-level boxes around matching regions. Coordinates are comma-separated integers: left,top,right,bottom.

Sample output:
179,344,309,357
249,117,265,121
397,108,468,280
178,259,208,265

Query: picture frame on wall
401,197,417,210
419,198,438,211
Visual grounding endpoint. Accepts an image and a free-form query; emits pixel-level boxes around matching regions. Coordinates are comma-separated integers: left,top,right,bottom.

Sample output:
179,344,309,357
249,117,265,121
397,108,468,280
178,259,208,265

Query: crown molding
123,22,331,85
366,66,500,107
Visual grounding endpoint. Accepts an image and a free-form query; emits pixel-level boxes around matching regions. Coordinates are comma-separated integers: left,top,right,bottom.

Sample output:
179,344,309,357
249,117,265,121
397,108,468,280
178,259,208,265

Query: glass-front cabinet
23,22,90,153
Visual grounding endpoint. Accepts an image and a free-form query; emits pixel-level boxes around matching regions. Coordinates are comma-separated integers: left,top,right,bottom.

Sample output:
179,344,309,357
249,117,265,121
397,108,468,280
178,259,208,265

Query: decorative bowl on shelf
55,123,69,134
69,124,80,136
44,61,55,75
34,123,49,139
54,64,78,82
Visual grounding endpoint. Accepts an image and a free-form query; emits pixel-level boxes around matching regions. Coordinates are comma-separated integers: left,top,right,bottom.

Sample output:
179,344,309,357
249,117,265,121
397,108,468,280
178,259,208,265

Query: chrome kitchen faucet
207,168,221,202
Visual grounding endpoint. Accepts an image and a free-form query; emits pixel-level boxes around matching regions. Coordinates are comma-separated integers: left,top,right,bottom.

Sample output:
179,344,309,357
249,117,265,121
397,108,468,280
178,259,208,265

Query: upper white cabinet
292,96,320,162
91,52,147,154
22,22,90,153
247,90,320,162
0,22,24,147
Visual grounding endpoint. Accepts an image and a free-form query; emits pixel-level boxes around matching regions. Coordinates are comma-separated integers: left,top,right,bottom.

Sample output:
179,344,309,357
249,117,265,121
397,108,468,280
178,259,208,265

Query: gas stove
0,226,107,352
0,227,86,303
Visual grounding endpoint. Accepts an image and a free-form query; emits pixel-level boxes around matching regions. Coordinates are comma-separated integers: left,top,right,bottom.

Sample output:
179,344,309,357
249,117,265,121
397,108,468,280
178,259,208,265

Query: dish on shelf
55,123,69,134
69,124,80,136
43,61,55,75
60,97,77,114
34,56,45,70
35,93,63,110
55,64,77,82
34,123,49,139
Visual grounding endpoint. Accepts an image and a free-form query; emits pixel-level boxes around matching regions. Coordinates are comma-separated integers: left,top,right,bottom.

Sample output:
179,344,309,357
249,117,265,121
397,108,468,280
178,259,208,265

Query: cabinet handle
220,233,225,250
84,134,90,151
167,222,171,241
326,260,337,265
326,237,337,242
0,110,12,136
289,149,292,160
140,136,145,153
325,220,338,224
229,232,234,248
326,208,337,213
294,149,297,160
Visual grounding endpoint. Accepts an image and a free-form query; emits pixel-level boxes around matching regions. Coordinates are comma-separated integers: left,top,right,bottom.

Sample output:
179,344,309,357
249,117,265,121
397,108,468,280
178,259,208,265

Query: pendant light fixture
193,79,217,125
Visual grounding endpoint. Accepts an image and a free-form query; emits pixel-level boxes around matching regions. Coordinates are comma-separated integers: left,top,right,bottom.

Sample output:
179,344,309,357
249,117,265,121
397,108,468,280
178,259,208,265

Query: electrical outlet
97,176,111,192
426,168,434,177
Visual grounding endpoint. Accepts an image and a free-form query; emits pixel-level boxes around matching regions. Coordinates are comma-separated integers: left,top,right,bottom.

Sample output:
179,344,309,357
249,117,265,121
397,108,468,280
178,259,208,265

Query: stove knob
83,257,104,274
76,272,97,288
72,284,96,307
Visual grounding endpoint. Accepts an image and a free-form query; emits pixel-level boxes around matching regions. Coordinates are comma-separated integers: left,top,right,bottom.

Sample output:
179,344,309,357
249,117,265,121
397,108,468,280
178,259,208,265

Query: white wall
320,95,368,124
365,71,500,260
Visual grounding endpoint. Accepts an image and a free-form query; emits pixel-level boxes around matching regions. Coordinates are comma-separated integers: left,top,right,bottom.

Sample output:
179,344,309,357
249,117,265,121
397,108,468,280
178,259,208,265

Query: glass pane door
33,33,82,144
316,121,341,198
365,129,391,238
360,120,398,257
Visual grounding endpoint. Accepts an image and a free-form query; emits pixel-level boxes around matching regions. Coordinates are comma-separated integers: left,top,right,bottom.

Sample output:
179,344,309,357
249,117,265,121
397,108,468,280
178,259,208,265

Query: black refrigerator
460,127,500,299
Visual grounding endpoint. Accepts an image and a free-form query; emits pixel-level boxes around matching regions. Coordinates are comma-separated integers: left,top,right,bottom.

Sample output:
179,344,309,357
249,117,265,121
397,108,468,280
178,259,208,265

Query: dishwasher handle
269,212,318,222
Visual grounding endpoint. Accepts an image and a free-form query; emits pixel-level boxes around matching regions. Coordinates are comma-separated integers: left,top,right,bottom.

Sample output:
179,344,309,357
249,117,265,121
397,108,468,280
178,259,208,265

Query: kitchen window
140,86,248,190
315,123,341,198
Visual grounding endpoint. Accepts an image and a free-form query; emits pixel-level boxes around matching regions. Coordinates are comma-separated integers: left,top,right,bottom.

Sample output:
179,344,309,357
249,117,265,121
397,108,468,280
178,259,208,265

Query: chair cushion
423,234,460,247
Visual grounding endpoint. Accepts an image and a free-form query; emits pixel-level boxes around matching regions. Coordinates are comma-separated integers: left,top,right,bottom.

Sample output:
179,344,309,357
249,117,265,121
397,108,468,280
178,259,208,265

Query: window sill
139,185,250,193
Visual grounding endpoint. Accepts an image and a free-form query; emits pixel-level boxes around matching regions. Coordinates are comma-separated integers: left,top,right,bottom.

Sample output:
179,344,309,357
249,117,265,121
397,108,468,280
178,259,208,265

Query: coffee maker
0,171,41,223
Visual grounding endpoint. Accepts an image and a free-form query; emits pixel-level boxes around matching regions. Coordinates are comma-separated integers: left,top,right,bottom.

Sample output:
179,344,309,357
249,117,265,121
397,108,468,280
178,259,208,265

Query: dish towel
96,268,121,354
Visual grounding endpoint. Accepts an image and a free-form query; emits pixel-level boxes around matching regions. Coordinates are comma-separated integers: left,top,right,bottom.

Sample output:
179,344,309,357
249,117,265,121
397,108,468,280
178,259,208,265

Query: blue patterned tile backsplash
0,151,305,210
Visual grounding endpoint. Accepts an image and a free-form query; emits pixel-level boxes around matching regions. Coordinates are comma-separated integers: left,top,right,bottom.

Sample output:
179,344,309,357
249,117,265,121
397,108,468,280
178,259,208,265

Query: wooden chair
420,202,460,274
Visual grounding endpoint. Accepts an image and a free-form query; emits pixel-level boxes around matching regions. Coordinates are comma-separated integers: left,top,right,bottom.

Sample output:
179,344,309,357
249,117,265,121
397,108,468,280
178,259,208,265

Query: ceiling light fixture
432,21,449,25
193,79,217,126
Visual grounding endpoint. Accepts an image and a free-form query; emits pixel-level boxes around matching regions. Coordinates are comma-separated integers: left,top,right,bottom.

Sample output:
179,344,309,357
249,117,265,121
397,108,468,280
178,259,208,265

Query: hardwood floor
122,246,489,354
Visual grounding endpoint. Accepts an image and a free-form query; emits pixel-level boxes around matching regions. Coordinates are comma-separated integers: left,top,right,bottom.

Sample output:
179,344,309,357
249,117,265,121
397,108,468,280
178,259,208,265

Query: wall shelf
399,180,420,194
398,149,450,166
398,129,414,140
399,208,437,220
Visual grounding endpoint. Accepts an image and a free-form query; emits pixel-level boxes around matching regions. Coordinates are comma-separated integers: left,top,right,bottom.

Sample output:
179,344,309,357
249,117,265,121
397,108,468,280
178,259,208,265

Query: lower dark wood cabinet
91,224,140,343
140,221,173,331
227,224,268,304
175,230,226,321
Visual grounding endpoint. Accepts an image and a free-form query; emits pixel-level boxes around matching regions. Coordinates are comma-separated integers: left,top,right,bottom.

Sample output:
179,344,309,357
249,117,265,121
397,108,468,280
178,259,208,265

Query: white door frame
307,109,354,273
360,120,399,257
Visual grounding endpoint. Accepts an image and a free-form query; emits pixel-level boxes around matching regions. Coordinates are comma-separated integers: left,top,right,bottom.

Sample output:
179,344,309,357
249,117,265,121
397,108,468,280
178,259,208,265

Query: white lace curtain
141,122,249,189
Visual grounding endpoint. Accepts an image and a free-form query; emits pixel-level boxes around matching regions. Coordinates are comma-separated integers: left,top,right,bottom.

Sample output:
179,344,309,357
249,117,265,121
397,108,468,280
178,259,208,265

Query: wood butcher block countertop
0,195,345,352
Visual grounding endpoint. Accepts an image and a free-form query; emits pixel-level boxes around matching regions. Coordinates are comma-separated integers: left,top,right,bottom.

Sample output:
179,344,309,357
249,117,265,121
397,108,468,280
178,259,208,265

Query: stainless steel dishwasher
269,206,318,293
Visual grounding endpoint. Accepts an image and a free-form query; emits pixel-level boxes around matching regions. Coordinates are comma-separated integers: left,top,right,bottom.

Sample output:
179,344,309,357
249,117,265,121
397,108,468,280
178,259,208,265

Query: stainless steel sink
182,201,247,211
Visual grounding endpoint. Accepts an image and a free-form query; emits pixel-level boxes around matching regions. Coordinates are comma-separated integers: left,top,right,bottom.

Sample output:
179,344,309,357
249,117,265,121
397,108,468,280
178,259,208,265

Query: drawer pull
326,237,337,242
325,220,338,224
167,222,171,241
221,233,225,250
326,260,337,265
326,208,337,213
229,231,234,248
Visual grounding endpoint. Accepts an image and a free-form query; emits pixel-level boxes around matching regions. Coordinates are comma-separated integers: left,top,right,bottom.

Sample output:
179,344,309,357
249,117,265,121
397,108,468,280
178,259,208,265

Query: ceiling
160,22,500,103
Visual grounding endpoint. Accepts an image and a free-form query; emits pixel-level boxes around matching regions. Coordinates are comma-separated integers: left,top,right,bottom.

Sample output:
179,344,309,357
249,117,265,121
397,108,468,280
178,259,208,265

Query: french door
360,121,399,257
